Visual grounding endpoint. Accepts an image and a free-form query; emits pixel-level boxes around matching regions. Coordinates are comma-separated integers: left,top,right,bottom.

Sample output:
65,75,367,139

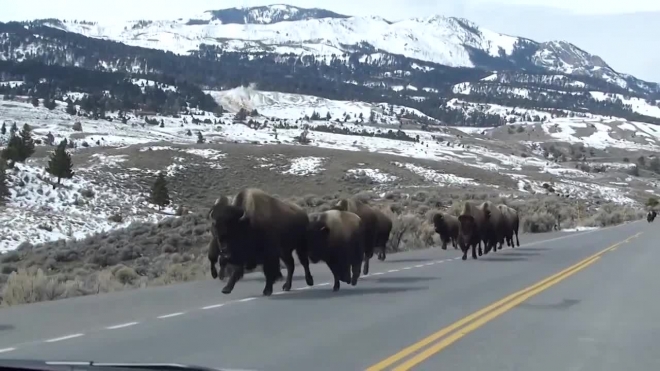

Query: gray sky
2,0,658,82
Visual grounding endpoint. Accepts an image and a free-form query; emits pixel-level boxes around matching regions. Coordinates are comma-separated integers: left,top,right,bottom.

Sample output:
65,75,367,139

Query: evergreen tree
18,124,35,161
0,160,9,204
1,135,22,164
197,131,205,144
9,123,17,136
45,139,75,188
150,172,170,210
1,122,5,135
65,101,77,115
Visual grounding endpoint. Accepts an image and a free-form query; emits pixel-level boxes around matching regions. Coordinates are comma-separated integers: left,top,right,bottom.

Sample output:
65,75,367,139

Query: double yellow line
365,232,643,371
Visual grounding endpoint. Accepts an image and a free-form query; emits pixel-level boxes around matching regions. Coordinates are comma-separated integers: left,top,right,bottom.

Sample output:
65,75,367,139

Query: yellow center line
365,231,642,371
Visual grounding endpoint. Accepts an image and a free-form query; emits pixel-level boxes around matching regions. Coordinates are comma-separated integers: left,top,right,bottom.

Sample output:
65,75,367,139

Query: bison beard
307,210,364,292
208,188,314,297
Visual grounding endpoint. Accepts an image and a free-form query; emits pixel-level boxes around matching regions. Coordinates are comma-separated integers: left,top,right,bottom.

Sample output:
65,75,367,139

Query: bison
457,201,506,259
432,212,460,250
208,188,314,296
332,198,380,275
497,204,520,248
373,208,393,261
648,210,657,223
307,210,365,291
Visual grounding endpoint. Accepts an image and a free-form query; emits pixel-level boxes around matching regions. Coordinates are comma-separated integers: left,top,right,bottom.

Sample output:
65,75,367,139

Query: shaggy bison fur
332,198,380,275
497,204,520,248
208,188,314,296
307,210,365,291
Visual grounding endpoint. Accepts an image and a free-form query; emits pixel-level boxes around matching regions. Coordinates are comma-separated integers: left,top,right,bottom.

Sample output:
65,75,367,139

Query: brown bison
332,198,379,275
457,201,506,259
432,212,460,250
307,210,365,291
208,188,314,296
373,208,393,261
497,204,520,248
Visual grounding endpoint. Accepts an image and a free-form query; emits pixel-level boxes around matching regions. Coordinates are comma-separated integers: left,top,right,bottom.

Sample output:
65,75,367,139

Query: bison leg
262,257,281,297
209,258,219,279
221,264,245,294
377,246,387,261
471,242,478,260
280,251,296,292
294,244,314,287
452,237,458,249
326,262,343,291
208,238,220,279
515,231,520,247
362,255,371,276
350,261,361,286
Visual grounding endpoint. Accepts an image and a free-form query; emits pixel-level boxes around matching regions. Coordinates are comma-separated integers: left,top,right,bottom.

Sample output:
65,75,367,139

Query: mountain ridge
25,4,658,96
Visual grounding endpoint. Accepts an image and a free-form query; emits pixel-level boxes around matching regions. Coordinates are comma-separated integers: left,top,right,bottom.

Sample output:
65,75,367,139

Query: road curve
0,220,655,371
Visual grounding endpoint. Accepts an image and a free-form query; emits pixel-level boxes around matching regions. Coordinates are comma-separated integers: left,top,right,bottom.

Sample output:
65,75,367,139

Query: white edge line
105,322,139,330
387,269,399,273
371,272,384,276
0,347,16,353
414,264,425,268
238,297,257,302
201,304,225,310
44,333,84,343
318,282,330,286
157,312,185,319
402,267,412,270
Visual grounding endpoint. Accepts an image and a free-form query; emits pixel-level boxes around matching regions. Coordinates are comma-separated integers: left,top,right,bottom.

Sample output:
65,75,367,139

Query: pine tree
18,124,35,161
45,139,75,188
197,131,205,144
1,122,5,135
0,160,9,204
9,123,17,136
150,172,170,211
1,135,22,164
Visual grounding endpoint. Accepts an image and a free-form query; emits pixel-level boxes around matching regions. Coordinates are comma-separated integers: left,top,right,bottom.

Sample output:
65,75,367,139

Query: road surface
0,220,657,371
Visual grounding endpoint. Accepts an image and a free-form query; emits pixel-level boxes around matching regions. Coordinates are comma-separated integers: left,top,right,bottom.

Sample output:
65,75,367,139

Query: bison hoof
221,286,233,295
263,287,273,296
462,255,467,261
333,283,340,292
282,282,292,291
377,253,386,261
211,271,218,279
305,275,314,286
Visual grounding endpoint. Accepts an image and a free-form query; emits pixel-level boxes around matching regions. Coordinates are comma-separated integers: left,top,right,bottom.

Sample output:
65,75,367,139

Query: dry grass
0,188,644,307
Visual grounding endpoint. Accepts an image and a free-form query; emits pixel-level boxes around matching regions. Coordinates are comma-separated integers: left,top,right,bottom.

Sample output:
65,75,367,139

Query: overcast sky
2,0,658,82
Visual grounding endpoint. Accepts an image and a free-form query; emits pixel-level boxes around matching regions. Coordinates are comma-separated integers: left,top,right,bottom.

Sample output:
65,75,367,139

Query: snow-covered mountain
29,4,658,94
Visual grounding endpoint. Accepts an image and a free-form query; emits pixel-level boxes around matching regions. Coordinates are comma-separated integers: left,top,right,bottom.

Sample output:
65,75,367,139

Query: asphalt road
0,220,655,371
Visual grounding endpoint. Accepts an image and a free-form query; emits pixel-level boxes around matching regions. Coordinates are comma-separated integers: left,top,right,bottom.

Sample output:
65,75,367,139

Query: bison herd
207,187,522,297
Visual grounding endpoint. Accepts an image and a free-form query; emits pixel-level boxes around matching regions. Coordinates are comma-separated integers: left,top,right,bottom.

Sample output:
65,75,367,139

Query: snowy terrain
1,85,658,252
31,4,655,93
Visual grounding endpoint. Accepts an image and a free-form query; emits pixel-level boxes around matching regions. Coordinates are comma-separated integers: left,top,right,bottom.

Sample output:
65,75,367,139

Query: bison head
458,214,476,237
306,221,330,264
432,213,445,233
209,201,249,253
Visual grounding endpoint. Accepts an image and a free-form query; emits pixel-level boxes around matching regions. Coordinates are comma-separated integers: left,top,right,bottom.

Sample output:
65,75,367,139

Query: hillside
0,5,658,305
0,4,659,126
